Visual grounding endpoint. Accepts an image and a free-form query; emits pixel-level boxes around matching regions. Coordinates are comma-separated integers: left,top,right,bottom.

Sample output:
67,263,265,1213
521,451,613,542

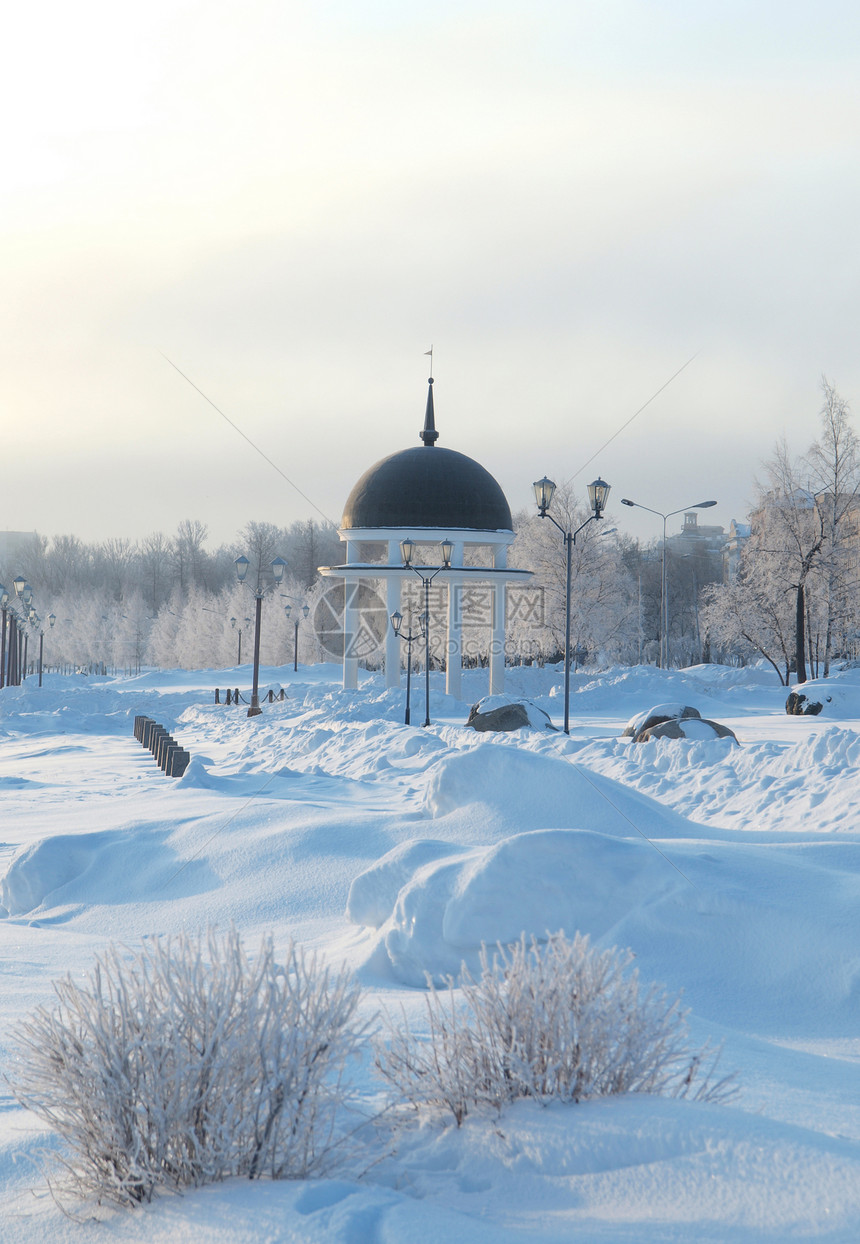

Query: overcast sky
3,0,859,553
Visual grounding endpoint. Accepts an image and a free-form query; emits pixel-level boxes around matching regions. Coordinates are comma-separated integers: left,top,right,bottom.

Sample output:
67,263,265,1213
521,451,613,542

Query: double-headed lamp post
235,554,287,717
390,609,425,725
533,476,611,735
400,538,453,728
13,579,34,684
284,602,310,672
620,497,717,668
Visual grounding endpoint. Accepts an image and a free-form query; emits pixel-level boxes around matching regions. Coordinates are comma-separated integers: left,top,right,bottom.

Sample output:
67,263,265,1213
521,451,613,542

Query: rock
466,695,555,732
636,717,738,744
786,691,825,715
623,703,701,739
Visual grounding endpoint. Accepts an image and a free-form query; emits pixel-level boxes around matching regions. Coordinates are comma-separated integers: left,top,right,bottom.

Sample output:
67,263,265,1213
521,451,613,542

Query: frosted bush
10,927,368,1206
376,931,736,1125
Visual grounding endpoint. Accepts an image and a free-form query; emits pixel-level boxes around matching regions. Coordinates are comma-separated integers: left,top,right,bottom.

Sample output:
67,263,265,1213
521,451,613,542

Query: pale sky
3,0,859,551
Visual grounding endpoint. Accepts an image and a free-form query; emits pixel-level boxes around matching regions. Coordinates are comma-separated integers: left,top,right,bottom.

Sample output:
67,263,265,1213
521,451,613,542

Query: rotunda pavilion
320,377,531,695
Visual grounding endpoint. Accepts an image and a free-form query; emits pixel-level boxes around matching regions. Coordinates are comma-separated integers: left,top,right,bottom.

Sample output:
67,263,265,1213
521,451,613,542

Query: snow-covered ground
1,660,859,1242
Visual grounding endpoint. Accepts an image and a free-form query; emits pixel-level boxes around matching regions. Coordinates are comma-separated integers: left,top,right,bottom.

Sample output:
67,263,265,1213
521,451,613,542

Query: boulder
466,694,555,732
622,703,701,739
786,691,826,716
636,717,738,744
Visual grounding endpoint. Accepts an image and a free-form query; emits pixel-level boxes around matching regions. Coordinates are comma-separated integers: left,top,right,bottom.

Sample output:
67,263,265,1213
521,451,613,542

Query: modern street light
533,476,611,735
400,538,453,727
235,554,287,717
620,497,717,668
390,608,425,725
284,602,310,672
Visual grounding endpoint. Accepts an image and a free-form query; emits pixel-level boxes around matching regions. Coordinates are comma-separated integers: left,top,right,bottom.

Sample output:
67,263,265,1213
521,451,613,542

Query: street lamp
620,497,717,668
235,554,287,717
4,581,24,686
533,476,611,735
400,538,454,727
41,613,56,686
284,602,310,672
390,608,425,725
0,586,8,690
10,583,36,683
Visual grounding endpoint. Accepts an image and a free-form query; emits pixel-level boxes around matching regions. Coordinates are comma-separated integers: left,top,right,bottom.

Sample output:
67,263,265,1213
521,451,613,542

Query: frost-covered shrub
10,927,367,1206
376,931,736,1125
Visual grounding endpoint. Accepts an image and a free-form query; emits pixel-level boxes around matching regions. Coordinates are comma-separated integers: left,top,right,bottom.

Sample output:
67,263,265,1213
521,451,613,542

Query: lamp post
400,538,453,727
283,601,310,672
28,611,39,682
533,476,611,735
40,613,55,686
16,583,34,683
620,497,717,668
390,608,425,725
235,554,287,717
284,602,310,672
0,586,8,690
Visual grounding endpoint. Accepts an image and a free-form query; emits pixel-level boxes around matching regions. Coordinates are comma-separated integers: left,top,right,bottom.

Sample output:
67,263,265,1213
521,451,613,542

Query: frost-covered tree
804,379,860,674
705,380,859,682
700,552,796,683
509,486,633,666
171,519,211,592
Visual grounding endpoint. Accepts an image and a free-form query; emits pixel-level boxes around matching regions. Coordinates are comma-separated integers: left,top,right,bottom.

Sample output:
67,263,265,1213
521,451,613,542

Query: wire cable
160,353,336,526
565,351,701,488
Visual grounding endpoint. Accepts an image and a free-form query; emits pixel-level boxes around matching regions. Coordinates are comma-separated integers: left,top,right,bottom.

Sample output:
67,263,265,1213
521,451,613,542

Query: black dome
342,445,513,531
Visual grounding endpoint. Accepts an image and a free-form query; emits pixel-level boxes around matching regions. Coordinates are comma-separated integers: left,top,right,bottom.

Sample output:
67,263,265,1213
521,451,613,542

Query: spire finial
420,349,438,446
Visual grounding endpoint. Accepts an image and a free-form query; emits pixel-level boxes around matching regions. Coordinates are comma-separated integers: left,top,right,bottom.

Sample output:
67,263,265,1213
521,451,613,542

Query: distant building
722,519,751,582
0,531,39,570
666,511,726,586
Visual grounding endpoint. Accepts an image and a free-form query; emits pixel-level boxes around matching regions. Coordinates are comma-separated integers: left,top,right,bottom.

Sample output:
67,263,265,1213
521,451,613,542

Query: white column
489,543,508,694
343,578,359,690
386,542,402,688
445,541,464,699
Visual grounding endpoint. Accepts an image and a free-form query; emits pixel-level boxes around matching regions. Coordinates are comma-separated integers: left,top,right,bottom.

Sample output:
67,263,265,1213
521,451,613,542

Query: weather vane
424,345,433,379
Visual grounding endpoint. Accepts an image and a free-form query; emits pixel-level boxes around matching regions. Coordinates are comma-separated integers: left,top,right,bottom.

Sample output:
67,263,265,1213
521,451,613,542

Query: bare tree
238,520,287,586
804,378,860,675
139,531,172,613
753,440,825,684
171,519,210,592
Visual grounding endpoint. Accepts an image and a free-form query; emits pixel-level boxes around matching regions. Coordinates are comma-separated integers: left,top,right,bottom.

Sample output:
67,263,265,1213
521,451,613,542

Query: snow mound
352,829,676,986
425,744,696,838
0,828,213,916
346,839,456,929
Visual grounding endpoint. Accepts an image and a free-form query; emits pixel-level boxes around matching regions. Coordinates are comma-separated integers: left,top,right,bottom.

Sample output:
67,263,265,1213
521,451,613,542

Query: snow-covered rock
636,717,738,744
622,702,701,738
465,693,555,732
